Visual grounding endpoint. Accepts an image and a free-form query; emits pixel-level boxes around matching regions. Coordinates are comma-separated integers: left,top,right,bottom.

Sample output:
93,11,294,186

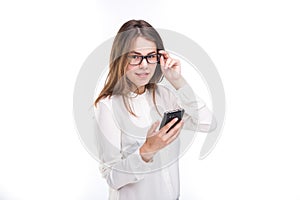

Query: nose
139,57,148,69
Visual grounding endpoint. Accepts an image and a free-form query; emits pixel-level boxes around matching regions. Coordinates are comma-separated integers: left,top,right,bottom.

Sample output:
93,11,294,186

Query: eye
147,54,156,59
130,55,139,60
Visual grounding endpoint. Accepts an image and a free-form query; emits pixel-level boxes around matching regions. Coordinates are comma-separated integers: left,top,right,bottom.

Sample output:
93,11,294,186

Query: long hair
94,19,164,116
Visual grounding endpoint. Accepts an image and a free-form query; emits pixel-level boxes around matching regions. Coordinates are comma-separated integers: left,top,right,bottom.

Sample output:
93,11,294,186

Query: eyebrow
129,51,156,55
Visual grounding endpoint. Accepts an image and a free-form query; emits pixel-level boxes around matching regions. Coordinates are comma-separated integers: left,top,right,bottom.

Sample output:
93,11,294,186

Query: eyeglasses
127,54,161,66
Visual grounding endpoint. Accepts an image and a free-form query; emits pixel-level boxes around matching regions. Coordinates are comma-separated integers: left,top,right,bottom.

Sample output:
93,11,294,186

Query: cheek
150,65,157,74
125,66,135,80
126,64,135,72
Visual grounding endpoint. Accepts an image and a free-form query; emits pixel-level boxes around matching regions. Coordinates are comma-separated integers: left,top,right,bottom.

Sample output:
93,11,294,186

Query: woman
94,19,216,200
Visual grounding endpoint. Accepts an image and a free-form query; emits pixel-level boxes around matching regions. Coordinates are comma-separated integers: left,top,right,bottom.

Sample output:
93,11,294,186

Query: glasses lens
128,55,142,65
128,54,160,65
146,54,159,64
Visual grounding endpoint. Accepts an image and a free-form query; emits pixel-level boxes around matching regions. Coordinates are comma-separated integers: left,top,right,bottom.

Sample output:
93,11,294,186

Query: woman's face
126,37,158,93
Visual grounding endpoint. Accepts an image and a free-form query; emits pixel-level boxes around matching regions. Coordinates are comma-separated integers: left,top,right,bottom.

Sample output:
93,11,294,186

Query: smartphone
159,108,185,132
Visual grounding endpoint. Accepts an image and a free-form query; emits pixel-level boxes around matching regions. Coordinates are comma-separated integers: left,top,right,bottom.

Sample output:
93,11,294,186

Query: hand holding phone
140,109,185,162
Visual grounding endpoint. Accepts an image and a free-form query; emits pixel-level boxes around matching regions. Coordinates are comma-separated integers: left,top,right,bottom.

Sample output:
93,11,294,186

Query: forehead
130,37,157,53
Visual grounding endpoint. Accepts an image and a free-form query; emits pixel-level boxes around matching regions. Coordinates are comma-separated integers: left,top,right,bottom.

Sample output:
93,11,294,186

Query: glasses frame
127,53,161,66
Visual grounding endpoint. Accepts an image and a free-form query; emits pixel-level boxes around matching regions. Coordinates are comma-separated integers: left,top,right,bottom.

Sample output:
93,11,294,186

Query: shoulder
154,84,179,110
94,95,125,115
156,84,175,96
155,84,178,101
94,96,114,113
93,96,118,126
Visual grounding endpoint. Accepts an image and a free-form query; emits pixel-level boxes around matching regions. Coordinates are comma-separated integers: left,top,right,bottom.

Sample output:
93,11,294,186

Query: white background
1,0,300,199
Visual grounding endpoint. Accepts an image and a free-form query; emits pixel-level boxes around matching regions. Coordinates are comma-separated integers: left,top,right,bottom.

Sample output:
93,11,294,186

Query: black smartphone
159,108,185,132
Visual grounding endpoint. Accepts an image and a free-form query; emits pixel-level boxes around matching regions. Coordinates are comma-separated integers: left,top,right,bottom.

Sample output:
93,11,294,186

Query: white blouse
94,84,216,200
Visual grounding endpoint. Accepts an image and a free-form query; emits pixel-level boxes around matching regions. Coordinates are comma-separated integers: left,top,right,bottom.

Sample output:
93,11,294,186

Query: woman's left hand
159,50,186,89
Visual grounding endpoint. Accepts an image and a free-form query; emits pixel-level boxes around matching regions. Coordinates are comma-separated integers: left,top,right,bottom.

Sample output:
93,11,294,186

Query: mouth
135,72,150,78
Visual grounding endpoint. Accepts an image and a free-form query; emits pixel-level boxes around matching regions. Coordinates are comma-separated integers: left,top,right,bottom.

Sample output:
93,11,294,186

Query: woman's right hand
139,118,184,162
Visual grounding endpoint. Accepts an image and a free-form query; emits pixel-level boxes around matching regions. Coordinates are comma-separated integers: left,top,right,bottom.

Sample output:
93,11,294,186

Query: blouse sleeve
94,100,153,190
168,83,217,133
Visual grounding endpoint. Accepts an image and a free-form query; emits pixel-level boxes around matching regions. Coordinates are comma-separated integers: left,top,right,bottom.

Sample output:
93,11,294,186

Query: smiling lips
135,72,149,78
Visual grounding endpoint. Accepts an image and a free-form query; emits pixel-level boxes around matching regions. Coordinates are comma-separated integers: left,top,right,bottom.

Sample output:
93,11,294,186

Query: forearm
176,83,217,132
101,149,152,190
169,76,187,90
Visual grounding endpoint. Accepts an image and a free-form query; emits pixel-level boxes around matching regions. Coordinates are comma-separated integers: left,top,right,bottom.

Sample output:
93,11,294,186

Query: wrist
139,145,154,162
170,76,187,90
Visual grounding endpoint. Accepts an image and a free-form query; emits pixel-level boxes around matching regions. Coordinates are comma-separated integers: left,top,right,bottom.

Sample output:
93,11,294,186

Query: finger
173,59,180,66
159,118,179,136
166,128,181,144
167,59,177,69
161,121,183,142
160,54,165,68
158,50,169,59
165,58,172,69
147,121,160,137
163,120,184,139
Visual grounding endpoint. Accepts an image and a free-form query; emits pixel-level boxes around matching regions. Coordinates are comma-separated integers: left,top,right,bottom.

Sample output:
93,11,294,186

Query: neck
134,86,146,94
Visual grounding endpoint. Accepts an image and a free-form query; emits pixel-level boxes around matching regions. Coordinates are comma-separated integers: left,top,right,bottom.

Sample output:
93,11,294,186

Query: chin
136,79,150,86
136,82,148,88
